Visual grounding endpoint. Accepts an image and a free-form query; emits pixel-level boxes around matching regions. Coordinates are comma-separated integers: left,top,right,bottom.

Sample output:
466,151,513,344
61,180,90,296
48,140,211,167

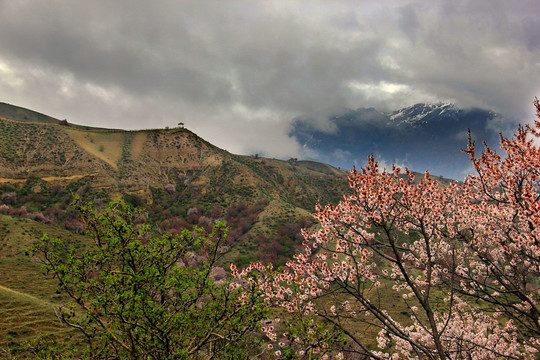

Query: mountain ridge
291,102,507,179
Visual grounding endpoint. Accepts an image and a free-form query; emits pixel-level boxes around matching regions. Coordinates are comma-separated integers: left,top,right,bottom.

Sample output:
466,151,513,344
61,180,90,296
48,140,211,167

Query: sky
0,0,539,169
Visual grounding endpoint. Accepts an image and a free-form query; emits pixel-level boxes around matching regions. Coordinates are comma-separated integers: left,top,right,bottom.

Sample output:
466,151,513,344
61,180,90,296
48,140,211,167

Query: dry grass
41,173,99,182
0,178,25,184
66,129,126,169
130,132,147,160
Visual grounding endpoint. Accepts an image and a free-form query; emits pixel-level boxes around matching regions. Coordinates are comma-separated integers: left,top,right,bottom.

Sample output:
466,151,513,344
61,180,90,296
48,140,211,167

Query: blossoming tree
240,101,540,359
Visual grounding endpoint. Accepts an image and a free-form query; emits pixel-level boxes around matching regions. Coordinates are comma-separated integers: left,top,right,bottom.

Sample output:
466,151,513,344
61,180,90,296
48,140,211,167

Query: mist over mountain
290,103,514,180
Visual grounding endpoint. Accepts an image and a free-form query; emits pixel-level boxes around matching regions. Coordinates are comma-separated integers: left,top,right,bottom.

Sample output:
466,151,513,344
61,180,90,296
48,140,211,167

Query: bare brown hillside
0,104,349,209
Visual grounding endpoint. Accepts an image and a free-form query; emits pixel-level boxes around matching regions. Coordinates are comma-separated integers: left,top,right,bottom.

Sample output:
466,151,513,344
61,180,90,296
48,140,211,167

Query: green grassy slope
0,215,89,355
0,102,62,125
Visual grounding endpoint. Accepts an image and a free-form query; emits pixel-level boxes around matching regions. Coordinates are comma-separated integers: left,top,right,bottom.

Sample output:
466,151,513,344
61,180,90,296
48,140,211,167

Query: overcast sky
0,0,539,164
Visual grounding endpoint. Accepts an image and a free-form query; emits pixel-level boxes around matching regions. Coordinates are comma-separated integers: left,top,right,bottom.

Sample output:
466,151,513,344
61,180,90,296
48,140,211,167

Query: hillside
0,103,346,202
0,102,456,260
0,102,355,355
0,102,353,266
0,214,89,353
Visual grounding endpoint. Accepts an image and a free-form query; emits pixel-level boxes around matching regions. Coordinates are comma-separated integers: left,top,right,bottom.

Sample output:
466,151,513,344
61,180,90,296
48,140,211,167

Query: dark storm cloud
0,1,234,105
0,0,538,161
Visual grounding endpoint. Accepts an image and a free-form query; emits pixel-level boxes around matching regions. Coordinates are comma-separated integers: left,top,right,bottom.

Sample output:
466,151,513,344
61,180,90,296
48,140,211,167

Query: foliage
240,100,540,359
32,199,268,359
254,218,314,266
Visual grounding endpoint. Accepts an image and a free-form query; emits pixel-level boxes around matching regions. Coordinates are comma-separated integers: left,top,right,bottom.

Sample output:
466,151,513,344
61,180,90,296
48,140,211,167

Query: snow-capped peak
389,103,455,125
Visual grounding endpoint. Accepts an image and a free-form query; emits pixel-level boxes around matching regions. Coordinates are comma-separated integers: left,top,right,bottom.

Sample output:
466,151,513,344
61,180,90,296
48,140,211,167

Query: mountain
291,103,508,180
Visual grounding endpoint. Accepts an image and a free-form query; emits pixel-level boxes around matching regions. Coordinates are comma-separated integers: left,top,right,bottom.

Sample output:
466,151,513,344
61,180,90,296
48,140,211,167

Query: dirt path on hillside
0,173,98,184
0,178,26,184
0,284,54,306
41,173,99,182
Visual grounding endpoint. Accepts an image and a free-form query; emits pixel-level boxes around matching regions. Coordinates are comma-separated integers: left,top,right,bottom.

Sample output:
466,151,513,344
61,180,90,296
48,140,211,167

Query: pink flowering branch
237,100,540,359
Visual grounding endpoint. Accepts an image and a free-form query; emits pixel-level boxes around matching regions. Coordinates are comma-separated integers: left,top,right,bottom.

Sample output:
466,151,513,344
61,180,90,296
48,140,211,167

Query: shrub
1,192,17,205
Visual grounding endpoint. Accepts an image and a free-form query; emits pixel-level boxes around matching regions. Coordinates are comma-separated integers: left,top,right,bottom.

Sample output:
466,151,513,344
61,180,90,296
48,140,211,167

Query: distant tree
24,211,51,224
164,183,176,195
59,119,69,126
178,122,185,128
1,192,17,205
33,199,268,359
210,205,223,219
123,193,143,208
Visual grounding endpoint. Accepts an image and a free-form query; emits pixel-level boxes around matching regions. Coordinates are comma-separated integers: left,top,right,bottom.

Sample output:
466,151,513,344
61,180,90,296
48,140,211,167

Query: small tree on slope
239,100,540,359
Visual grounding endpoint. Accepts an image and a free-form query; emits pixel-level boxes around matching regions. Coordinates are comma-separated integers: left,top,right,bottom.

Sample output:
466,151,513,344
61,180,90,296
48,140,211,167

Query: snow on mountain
290,103,504,180
388,103,456,126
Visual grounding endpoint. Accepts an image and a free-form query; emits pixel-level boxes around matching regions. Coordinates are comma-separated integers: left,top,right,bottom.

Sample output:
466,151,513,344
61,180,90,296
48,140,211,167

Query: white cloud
332,149,353,164
348,80,409,95
0,59,24,88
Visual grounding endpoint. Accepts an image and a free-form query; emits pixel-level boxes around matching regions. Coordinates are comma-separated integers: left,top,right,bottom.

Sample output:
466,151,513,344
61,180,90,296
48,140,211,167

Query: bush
1,192,17,205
